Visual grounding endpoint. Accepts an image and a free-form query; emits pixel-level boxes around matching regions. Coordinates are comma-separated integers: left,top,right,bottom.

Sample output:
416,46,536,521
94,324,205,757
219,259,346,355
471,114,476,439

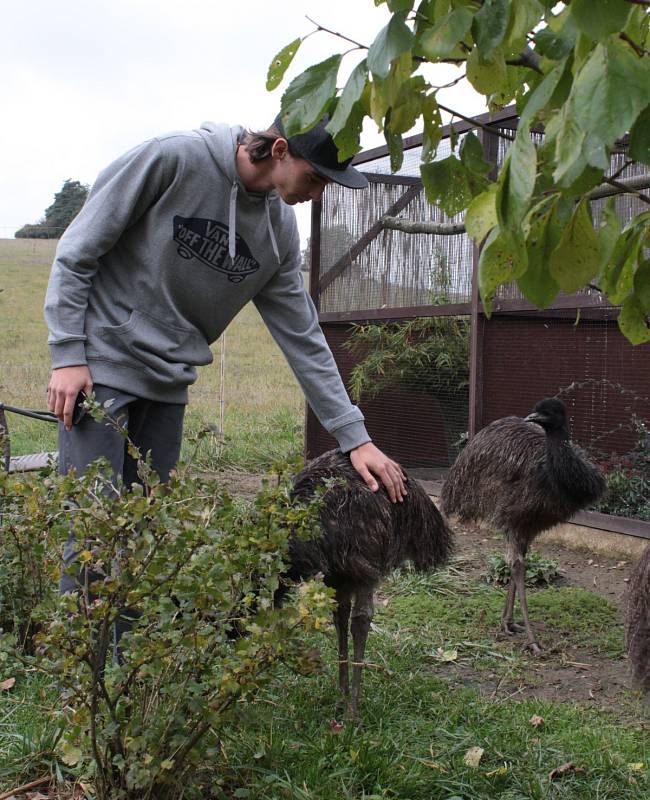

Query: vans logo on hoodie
173,216,260,283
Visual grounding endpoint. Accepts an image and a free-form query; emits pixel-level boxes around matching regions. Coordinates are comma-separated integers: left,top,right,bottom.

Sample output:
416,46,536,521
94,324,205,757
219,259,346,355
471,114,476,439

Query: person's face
270,140,330,205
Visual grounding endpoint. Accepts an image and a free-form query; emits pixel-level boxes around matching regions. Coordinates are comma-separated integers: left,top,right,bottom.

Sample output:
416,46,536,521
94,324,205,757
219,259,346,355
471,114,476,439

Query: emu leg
511,558,542,656
349,588,374,721
333,589,352,717
501,577,525,635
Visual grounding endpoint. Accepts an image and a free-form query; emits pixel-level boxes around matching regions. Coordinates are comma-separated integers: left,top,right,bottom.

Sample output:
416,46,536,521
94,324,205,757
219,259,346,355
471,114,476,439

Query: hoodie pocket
95,309,214,374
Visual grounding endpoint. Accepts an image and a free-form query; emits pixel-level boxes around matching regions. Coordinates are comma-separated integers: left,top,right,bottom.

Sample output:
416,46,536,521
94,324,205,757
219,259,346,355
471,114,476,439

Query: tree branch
305,15,367,50
602,176,650,205
506,46,542,74
436,102,516,142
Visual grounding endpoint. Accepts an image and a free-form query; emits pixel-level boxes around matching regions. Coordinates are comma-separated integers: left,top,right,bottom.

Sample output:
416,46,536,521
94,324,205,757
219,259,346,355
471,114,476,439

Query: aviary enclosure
305,106,650,539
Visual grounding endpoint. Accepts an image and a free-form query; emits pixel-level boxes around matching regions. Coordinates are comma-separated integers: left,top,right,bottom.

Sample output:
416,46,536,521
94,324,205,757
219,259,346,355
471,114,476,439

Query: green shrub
595,418,650,521
2,413,334,799
482,550,561,587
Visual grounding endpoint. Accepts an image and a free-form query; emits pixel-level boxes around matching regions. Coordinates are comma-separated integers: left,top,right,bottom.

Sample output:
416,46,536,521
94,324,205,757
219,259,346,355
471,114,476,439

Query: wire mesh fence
308,107,650,526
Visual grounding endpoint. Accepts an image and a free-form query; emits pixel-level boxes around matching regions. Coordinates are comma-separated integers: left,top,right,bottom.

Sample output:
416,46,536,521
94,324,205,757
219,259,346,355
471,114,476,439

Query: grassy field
0,238,303,469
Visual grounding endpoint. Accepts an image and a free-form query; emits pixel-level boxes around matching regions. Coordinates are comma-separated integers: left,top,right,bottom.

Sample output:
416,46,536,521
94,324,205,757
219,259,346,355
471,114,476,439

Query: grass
0,566,646,798
0,238,303,469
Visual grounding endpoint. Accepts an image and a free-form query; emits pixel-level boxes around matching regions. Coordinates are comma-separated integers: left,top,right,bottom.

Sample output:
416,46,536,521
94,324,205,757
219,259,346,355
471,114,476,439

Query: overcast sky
2,0,485,246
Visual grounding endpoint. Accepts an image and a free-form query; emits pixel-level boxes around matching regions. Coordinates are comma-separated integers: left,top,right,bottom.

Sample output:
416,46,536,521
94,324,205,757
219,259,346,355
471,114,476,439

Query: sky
2,0,485,246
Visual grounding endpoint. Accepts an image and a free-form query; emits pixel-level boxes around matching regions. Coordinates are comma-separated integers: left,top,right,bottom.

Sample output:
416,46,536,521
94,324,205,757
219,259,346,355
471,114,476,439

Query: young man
45,115,407,503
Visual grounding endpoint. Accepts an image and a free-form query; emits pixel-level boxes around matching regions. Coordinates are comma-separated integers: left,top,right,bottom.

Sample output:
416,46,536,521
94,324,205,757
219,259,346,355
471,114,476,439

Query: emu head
524,398,567,434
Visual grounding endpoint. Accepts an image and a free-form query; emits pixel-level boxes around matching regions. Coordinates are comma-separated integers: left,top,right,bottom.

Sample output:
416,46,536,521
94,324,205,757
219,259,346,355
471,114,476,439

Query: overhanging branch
381,174,650,235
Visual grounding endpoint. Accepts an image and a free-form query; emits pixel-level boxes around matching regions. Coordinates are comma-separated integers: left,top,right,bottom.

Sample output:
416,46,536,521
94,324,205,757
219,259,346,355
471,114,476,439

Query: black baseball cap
274,114,368,189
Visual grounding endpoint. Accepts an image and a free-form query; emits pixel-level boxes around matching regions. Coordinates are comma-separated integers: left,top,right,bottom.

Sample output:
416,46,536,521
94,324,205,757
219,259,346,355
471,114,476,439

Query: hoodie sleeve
253,229,371,453
44,138,169,368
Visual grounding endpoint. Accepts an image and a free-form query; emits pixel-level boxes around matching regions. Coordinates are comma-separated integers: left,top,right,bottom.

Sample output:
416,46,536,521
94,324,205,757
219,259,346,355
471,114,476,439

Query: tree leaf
266,38,302,91
389,75,427,134
466,48,508,96
634,258,650,314
472,0,511,57
460,131,491,176
367,13,415,79
602,228,642,304
505,0,544,52
629,104,650,168
280,55,342,136
385,124,405,172
519,58,568,128
570,0,631,41
465,184,498,243
479,226,528,314
327,60,368,140
333,101,367,161
618,294,650,345
549,199,603,293
421,93,443,162
518,199,561,308
421,155,486,217
496,126,536,229
419,7,474,59
569,39,650,164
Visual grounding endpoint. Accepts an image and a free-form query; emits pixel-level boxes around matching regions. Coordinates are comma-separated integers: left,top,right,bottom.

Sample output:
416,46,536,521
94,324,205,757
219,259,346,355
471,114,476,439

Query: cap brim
309,160,369,189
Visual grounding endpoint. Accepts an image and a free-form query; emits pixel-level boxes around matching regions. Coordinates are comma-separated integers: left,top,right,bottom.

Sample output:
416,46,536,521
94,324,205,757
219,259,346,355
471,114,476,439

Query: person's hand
349,442,408,503
47,365,93,430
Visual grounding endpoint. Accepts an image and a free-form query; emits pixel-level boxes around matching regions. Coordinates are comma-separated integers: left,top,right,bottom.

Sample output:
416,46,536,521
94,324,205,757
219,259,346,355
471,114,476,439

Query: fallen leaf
486,766,508,777
0,677,16,691
26,793,49,799
463,746,484,768
549,762,586,781
628,762,645,771
433,647,458,662
328,719,344,733
529,715,544,727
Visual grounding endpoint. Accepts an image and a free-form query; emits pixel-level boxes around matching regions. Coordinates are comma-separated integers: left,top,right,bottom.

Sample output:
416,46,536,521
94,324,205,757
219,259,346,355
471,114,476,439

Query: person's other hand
47,365,93,430
349,442,408,503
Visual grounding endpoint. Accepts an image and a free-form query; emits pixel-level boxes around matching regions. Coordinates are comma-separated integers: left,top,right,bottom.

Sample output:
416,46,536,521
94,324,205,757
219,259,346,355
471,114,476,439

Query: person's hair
242,122,284,163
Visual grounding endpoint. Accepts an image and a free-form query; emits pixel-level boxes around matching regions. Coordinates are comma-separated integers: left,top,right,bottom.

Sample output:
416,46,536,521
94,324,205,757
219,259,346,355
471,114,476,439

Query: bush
3,418,334,799
595,418,650,521
482,550,561,587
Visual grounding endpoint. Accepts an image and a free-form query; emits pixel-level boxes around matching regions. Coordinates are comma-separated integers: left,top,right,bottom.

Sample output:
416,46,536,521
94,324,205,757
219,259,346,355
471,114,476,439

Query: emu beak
524,412,544,424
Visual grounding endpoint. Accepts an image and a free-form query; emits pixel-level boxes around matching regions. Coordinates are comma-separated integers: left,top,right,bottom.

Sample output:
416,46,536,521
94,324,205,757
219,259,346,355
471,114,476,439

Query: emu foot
501,620,526,636
523,640,543,657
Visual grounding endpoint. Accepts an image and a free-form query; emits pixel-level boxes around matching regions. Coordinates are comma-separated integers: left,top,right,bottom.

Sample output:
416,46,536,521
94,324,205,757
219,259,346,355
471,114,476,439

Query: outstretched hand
349,442,407,503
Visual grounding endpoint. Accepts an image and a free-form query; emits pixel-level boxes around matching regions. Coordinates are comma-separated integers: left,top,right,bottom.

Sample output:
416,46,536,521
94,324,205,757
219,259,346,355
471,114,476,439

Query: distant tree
15,179,88,239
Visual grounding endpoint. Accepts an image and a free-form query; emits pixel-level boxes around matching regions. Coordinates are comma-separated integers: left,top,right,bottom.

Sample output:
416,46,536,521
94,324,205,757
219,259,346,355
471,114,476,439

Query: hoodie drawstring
265,196,280,264
228,182,238,263
227,181,281,266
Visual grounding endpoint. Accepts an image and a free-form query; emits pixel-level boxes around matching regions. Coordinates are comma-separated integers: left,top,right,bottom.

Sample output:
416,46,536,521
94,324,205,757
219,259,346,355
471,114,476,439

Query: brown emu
441,398,605,655
281,449,454,719
626,543,650,694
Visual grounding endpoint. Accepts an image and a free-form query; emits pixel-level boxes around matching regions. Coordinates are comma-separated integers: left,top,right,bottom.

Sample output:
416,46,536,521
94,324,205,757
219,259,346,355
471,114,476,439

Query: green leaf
419,7,474,59
496,127,536,229
333,101,367,161
594,197,621,278
549,199,603,293
505,0,544,52
385,124,405,172
464,184,498,243
460,131,491,176
421,93,443,162
479,226,528,314
601,228,642,304
569,39,650,163
629,104,650,167
367,14,415,79
280,54,342,136
327,60,369,139
570,0,631,41
472,0,511,57
634,258,650,314
389,75,427,133
534,25,576,61
553,109,587,188
388,0,415,10
421,155,487,216
618,294,650,345
266,38,302,91
519,58,568,128
466,48,508,95
517,199,561,308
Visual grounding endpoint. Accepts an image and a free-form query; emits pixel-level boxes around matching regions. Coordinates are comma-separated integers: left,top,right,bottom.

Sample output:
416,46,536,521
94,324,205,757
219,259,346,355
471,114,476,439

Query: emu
626,543,650,694
280,449,454,720
441,398,605,655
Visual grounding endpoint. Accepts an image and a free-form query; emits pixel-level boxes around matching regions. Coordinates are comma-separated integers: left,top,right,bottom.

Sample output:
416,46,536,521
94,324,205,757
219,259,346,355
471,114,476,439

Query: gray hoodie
44,122,369,452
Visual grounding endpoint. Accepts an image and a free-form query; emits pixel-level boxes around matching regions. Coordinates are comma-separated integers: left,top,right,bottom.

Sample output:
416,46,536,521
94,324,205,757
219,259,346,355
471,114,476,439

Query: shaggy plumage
442,398,605,654
282,448,454,718
626,543,650,694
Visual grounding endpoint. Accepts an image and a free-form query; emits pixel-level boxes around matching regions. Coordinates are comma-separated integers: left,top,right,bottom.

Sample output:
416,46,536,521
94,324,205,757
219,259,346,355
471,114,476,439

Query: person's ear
271,138,289,160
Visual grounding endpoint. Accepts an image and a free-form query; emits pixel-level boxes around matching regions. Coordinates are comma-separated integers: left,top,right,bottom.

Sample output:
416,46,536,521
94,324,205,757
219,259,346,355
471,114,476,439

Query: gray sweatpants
58,385,185,648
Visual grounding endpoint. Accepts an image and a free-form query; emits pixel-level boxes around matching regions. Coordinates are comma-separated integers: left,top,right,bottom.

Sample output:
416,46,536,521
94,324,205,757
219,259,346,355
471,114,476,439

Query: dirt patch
201,469,266,501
